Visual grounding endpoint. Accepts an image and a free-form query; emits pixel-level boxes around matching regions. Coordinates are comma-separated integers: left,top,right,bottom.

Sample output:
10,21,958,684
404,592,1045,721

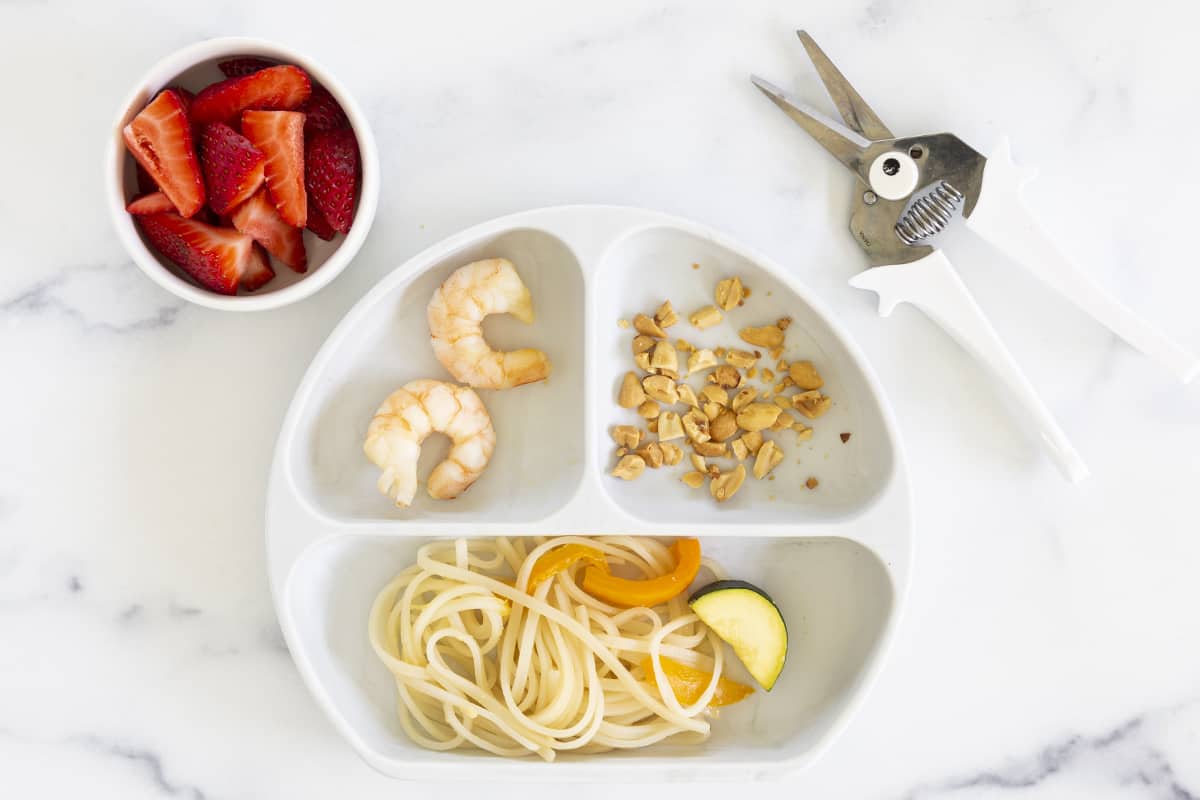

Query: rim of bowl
106,36,380,312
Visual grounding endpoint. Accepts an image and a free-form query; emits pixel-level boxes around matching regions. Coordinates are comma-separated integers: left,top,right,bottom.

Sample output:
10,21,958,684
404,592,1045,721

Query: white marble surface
3,0,1200,796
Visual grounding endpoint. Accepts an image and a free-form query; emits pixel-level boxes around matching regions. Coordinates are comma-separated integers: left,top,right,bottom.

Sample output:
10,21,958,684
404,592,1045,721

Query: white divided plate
266,205,914,781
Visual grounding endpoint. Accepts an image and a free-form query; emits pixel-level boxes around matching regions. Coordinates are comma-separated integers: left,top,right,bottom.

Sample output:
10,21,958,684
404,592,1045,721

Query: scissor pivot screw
882,158,901,176
863,191,878,205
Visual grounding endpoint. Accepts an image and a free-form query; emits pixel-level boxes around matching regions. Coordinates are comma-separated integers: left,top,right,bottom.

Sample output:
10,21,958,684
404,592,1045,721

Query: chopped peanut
694,440,727,457
710,464,746,502
687,348,718,373
660,442,683,466
714,277,744,311
634,351,652,372
654,300,679,329
636,442,664,469
637,399,660,419
689,305,723,330
805,476,819,490
730,438,749,461
632,335,656,355
710,409,739,442
618,372,645,408
707,365,742,389
690,453,706,472
611,425,642,449
650,341,678,373
642,374,678,405
634,313,666,338
793,390,832,419
736,402,782,432
612,455,645,480
701,384,729,406
731,387,758,412
677,383,699,408
753,440,784,479
789,360,823,390
740,430,764,455
739,325,784,349
682,409,711,443
725,349,759,369
657,411,685,441
681,471,706,488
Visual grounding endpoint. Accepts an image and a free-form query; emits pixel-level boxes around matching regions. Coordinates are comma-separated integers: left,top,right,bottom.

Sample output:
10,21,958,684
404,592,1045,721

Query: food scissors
752,31,1199,482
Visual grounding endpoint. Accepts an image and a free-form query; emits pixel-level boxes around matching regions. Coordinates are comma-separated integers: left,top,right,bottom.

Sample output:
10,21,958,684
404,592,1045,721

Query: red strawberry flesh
231,188,307,272
191,65,311,125
126,192,177,215
304,128,358,234
137,213,253,295
240,244,276,291
123,89,206,218
199,122,266,215
242,110,307,227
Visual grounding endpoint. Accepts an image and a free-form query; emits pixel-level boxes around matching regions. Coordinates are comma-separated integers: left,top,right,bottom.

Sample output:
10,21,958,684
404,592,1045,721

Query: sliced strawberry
122,89,206,218
191,65,311,125
199,122,266,215
241,110,306,227
298,85,349,135
304,128,358,234
218,57,276,78
305,197,337,240
241,244,275,291
137,213,253,295
126,192,177,215
230,188,307,272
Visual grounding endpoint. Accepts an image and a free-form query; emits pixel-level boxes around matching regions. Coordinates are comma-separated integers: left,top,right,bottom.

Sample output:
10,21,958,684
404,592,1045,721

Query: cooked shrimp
427,258,552,389
363,379,496,507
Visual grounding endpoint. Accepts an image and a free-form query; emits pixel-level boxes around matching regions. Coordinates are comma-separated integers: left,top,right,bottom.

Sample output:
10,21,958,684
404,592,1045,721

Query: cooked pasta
367,536,733,760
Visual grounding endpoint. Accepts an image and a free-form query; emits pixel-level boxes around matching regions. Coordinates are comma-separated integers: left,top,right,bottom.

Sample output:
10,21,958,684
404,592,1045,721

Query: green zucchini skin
688,580,788,690
688,579,778,607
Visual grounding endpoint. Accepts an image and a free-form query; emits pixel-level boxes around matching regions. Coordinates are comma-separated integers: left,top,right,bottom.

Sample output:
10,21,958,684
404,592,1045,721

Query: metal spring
894,181,965,245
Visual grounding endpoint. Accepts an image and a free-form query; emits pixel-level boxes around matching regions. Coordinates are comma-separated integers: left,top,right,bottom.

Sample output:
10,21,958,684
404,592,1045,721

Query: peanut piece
725,348,759,369
636,441,664,469
643,374,679,405
634,351,652,372
687,348,718,373
694,440,727,457
739,325,784,349
689,305,723,330
681,471,705,488
730,438,749,461
675,338,695,352
761,368,775,382
634,313,666,338
731,387,758,412
612,455,645,480
637,400,660,419
700,384,729,406
654,300,679,329
710,464,746,502
771,412,795,431
660,442,683,466
690,453,707,472
647,417,659,433
789,360,824,390
650,341,678,374
707,365,742,389
793,390,832,419
776,317,792,330
610,425,642,449
795,424,813,442
714,277,744,311
710,409,739,442
736,402,782,432
753,440,783,479
677,383,699,408
806,476,819,490
702,401,722,421
682,409,711,443
632,335,656,355
618,372,645,408
740,430,764,454
657,411,685,441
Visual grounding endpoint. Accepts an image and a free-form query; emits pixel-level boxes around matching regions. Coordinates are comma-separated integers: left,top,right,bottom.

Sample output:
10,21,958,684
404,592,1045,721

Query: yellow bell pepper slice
581,538,701,608
643,655,754,707
527,544,609,591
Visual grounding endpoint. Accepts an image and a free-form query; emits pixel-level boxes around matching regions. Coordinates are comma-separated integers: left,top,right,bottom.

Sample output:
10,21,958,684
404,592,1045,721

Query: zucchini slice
689,580,788,690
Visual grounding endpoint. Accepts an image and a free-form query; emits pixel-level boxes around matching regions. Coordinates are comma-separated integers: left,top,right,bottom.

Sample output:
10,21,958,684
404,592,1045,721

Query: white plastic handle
966,139,1199,384
851,251,1090,483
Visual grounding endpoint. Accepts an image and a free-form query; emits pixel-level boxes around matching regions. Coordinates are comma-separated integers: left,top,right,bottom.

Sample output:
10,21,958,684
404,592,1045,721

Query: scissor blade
796,30,893,141
751,75,871,176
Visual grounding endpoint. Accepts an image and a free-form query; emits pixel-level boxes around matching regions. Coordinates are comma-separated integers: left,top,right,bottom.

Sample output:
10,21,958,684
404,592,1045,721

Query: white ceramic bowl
106,37,380,311
267,206,915,780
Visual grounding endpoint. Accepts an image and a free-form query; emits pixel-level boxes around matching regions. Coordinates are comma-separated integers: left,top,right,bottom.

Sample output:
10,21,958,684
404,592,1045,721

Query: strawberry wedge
137,213,253,295
242,110,306,227
231,188,307,272
123,89,206,218
241,244,276,291
191,65,311,125
199,122,266,215
298,85,349,135
305,197,338,241
305,128,359,234
126,192,177,214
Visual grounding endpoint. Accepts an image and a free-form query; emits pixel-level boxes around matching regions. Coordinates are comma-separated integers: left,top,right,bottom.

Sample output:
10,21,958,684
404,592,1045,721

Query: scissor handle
850,251,1090,483
966,139,1199,384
